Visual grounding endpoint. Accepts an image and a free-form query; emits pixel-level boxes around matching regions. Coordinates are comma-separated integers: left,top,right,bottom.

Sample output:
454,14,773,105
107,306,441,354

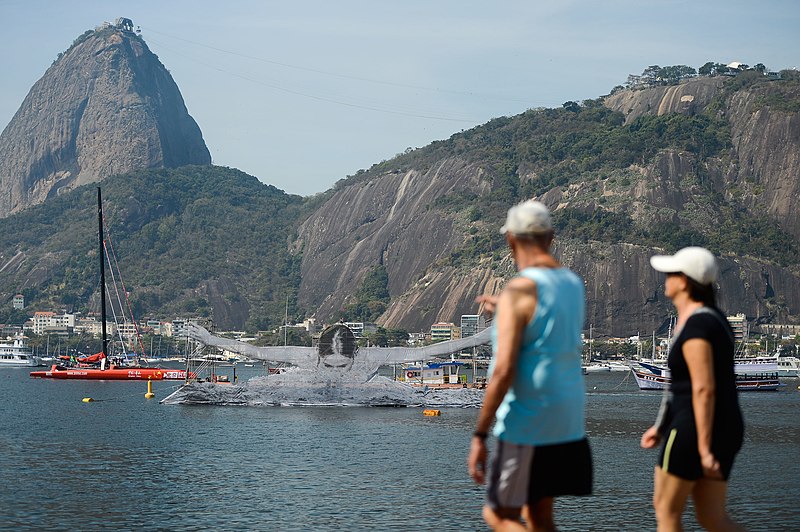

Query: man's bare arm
468,278,537,484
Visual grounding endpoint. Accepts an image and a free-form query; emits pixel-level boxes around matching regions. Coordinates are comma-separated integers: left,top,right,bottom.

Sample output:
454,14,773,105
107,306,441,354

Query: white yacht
0,336,41,367
777,356,800,378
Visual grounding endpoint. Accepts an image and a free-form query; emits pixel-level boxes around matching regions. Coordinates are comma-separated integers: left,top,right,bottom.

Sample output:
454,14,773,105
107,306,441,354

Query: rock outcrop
0,22,211,217
604,77,725,124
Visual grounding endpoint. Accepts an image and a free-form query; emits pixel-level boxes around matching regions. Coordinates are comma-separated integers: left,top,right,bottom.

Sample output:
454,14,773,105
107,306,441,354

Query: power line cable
145,36,480,123
140,25,533,105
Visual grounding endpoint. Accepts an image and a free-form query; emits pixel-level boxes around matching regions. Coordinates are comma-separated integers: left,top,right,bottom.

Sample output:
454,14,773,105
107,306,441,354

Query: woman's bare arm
683,337,721,478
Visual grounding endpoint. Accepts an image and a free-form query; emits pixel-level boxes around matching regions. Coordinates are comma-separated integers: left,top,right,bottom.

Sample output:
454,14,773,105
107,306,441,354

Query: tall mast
98,187,108,358
284,295,289,347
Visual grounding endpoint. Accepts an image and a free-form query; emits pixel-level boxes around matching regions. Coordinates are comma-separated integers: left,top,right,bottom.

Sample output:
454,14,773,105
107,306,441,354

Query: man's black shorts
487,437,593,509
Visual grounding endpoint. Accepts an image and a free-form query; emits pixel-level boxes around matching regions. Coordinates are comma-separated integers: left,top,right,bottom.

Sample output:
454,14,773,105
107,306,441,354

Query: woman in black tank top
640,247,744,531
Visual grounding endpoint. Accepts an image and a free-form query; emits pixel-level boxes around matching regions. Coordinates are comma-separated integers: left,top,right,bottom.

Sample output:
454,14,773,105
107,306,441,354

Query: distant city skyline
1,0,798,196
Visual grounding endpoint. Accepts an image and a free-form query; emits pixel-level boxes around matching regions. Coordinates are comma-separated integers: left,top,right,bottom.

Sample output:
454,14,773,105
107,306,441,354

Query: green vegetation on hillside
339,264,390,322
0,166,305,329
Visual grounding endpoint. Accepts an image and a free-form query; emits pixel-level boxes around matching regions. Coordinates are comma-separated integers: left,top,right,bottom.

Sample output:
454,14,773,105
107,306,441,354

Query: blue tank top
490,267,586,445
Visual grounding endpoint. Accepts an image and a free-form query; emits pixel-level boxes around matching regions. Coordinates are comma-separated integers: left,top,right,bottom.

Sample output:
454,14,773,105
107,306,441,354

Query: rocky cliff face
0,25,211,217
294,158,492,323
725,86,800,240
567,241,800,335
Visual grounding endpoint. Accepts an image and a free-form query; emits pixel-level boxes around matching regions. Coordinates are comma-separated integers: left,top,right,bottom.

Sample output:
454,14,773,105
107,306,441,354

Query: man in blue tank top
468,200,592,531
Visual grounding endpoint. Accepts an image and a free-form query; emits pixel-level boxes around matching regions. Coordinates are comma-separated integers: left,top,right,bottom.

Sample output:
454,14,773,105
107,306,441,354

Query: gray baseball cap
500,200,552,235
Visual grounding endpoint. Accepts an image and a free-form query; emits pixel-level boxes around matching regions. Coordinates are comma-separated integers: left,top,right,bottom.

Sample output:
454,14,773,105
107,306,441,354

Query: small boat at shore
632,368,671,390
399,360,470,388
582,363,610,373
605,360,631,372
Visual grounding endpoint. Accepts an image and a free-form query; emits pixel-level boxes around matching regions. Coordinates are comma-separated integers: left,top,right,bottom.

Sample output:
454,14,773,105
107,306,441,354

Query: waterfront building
0,324,23,338
73,316,116,337
408,332,426,346
301,318,319,334
431,322,461,342
145,320,163,334
280,318,320,336
460,314,486,338
116,321,139,341
30,311,76,335
727,313,748,343
756,323,800,338
169,319,190,338
31,312,55,334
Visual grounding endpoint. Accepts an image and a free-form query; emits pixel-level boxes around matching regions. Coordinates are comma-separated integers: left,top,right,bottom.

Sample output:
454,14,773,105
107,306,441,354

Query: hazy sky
1,1,798,196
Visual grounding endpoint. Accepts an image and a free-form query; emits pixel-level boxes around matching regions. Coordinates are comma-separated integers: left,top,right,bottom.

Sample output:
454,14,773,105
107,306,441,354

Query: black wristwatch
473,431,488,440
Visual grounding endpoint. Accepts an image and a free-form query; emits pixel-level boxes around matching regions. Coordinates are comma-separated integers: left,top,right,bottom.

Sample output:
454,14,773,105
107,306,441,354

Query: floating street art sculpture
161,323,491,407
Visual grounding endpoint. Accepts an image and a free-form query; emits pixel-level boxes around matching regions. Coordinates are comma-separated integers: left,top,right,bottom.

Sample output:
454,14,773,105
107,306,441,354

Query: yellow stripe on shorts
663,428,678,473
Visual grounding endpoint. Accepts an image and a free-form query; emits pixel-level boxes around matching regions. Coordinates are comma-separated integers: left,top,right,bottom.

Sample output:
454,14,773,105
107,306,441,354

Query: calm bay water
1,367,798,531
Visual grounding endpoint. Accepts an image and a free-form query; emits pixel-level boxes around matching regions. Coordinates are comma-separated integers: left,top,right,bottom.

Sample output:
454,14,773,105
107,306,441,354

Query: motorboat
582,363,610,373
0,336,41,367
401,360,468,387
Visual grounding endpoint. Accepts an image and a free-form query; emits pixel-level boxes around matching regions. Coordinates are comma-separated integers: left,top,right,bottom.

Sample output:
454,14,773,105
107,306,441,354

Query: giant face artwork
316,324,357,370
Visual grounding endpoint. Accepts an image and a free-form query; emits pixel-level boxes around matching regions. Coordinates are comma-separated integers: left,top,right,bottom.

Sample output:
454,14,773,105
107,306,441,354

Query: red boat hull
30,365,192,380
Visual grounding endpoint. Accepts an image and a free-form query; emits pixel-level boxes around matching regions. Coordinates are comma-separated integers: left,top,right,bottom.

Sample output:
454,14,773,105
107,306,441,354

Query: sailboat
31,188,192,381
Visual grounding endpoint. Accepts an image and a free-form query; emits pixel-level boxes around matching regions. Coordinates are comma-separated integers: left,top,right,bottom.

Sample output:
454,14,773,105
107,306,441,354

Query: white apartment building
431,322,461,342
73,317,116,337
31,311,76,335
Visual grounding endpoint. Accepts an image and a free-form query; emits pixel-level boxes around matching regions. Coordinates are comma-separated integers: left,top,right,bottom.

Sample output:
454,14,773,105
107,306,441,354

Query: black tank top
668,308,740,419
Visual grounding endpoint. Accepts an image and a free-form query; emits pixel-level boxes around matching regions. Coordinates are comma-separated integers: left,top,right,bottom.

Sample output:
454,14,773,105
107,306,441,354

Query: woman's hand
640,425,661,449
700,451,723,479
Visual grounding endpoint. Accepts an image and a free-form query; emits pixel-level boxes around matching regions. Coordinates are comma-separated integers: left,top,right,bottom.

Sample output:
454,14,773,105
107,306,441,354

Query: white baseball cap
500,200,552,235
650,246,719,285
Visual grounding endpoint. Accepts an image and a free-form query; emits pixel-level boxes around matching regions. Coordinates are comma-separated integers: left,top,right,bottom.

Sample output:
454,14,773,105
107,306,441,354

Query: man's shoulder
505,275,538,294
522,267,583,291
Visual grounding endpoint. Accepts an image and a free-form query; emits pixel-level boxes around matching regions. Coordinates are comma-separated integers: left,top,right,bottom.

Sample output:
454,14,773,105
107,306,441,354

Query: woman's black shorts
658,408,744,481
